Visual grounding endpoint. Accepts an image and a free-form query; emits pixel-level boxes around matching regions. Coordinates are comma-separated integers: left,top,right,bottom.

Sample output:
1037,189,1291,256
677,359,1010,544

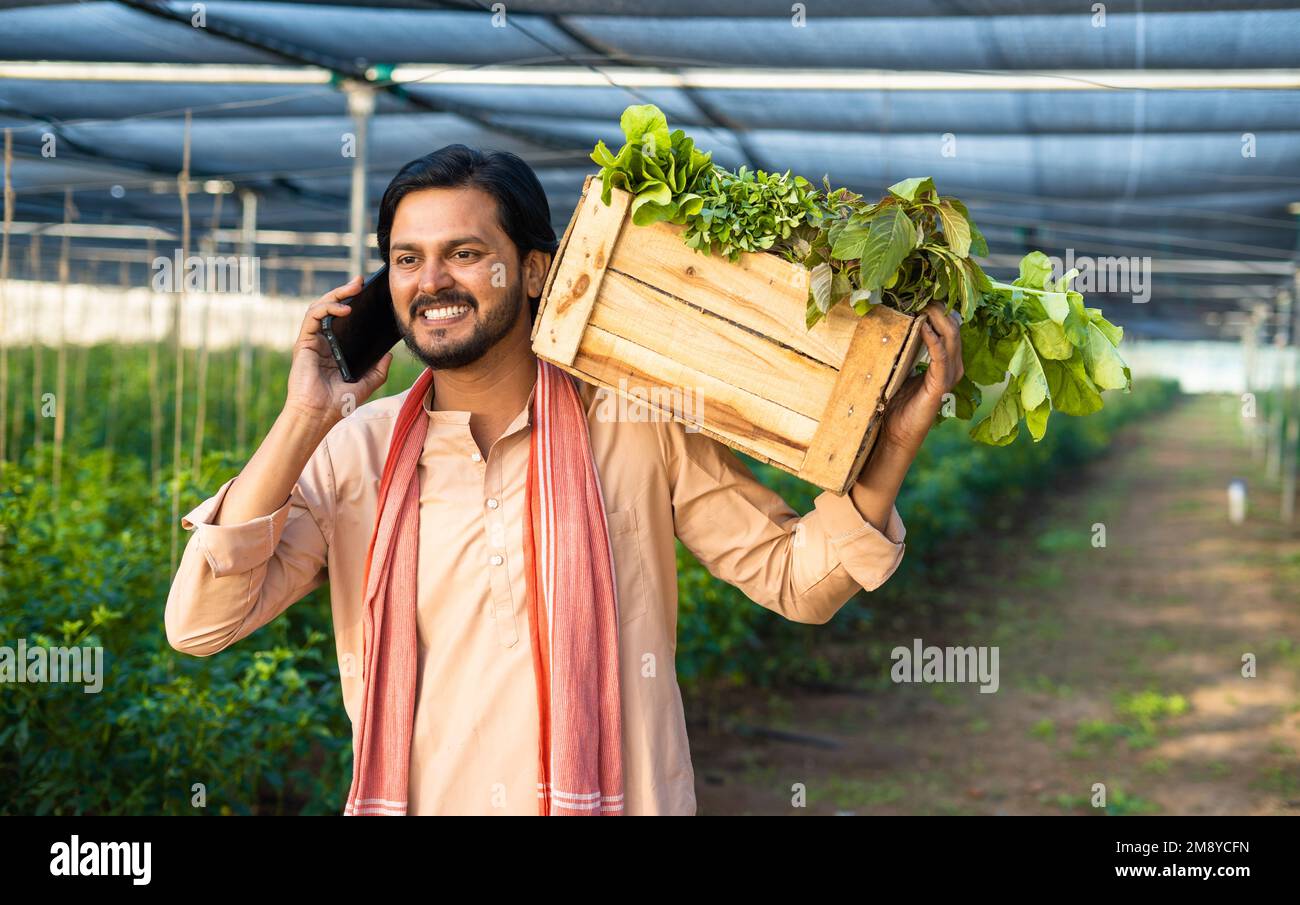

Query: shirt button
490,554,503,566
471,451,482,462
486,498,499,509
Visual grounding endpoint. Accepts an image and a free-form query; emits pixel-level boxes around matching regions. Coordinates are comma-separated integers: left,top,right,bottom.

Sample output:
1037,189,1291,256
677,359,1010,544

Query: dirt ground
688,395,1300,815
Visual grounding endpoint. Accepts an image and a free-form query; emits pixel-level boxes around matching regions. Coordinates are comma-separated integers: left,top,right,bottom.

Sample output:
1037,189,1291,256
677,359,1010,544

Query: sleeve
658,420,906,625
164,432,338,656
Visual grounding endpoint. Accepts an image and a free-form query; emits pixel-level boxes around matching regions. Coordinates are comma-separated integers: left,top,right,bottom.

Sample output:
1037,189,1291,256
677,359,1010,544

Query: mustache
410,290,477,318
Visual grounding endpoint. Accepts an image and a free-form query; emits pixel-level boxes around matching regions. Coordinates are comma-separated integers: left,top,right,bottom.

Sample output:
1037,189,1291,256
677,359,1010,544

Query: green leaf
961,320,1010,385
632,178,670,202
857,207,917,291
590,140,616,168
1027,318,1074,360
1016,251,1054,289
945,198,989,257
806,295,825,329
1063,290,1090,347
1024,399,1051,442
1087,308,1124,346
887,177,936,202
1008,336,1051,412
951,373,981,420
1039,290,1070,324
828,219,872,261
631,200,677,227
620,104,671,157
971,384,1022,446
809,262,833,314
1083,322,1131,390
676,193,704,218
831,270,853,307
936,200,972,258
1041,349,1104,416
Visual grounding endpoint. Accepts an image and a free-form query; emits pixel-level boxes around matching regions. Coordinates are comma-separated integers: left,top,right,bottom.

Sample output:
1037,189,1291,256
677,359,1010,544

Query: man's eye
397,255,417,265
454,250,479,261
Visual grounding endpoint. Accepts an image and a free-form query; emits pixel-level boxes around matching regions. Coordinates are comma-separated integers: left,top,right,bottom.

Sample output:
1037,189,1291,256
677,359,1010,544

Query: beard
397,281,524,370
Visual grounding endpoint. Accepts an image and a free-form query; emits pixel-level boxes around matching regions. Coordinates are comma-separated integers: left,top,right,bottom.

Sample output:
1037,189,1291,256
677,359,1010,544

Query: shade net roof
1,0,1298,339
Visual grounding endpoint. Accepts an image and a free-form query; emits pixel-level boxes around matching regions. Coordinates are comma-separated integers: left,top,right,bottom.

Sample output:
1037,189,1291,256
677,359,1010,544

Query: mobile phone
321,264,401,383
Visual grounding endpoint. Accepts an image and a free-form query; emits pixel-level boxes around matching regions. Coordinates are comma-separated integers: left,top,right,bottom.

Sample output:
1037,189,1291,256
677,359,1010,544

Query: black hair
376,144,558,320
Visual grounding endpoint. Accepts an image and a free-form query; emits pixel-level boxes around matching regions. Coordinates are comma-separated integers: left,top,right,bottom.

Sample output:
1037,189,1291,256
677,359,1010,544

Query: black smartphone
321,264,401,383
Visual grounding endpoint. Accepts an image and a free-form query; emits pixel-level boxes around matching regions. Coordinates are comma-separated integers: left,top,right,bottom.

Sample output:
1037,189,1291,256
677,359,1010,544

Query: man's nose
417,259,457,297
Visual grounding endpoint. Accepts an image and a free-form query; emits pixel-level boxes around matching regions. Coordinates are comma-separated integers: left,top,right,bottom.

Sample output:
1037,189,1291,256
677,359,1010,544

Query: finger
921,320,949,391
923,302,962,383
321,274,363,303
299,300,355,339
925,301,958,344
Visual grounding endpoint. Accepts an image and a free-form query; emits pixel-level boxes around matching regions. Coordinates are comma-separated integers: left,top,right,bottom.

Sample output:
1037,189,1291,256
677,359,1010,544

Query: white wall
0,279,305,349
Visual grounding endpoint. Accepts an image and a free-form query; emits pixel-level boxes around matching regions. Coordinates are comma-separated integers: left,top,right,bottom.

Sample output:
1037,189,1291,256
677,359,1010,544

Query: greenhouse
0,0,1297,830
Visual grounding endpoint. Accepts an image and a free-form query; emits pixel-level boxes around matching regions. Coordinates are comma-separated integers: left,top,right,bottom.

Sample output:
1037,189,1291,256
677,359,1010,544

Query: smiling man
164,144,963,816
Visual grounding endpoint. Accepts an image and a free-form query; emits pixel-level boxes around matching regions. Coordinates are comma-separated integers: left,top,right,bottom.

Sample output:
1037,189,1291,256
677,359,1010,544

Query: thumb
358,352,393,397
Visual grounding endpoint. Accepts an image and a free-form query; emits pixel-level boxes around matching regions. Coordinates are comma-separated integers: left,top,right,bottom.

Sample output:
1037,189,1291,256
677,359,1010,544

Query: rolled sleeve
182,476,294,578
658,418,908,625
166,432,336,656
811,490,907,592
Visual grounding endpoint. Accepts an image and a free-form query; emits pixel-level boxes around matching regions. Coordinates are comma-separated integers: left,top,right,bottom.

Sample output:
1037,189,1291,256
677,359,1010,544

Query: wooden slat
553,356,789,473
571,324,816,470
532,174,629,366
531,174,593,347
604,202,861,368
833,314,927,494
589,270,837,421
798,305,918,493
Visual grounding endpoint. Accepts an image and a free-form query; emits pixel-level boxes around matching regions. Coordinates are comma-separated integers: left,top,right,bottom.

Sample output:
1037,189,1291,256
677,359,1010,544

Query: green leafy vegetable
589,104,1133,446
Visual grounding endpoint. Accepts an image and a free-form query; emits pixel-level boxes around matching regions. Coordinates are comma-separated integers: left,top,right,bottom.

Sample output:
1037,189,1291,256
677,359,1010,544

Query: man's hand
878,301,964,455
285,275,394,432
212,276,393,527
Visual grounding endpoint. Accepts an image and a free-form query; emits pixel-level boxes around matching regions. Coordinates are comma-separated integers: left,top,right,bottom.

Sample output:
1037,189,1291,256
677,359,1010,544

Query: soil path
690,395,1300,815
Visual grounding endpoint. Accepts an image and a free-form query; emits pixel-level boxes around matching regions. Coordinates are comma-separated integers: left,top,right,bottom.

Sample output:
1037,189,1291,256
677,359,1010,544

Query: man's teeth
422,304,470,321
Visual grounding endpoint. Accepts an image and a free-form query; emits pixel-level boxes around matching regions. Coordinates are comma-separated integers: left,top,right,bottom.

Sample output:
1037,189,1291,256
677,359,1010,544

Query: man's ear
523,249,552,300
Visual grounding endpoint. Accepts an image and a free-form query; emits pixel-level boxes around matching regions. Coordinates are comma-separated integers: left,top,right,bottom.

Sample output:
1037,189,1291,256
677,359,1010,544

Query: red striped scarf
343,358,624,815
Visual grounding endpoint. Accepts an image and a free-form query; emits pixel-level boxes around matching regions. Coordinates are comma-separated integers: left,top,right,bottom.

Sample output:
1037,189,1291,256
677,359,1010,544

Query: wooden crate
531,173,926,495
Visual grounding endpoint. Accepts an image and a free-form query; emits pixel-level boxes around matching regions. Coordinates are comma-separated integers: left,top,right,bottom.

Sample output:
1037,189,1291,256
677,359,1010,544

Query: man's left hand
878,301,964,455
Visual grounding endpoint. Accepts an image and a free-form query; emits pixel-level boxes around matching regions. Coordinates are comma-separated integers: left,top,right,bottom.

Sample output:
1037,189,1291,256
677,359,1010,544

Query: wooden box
531,174,926,495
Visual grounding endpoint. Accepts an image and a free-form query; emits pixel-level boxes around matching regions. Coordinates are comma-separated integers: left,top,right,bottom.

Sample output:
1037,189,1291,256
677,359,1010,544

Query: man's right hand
211,276,394,527
285,275,394,430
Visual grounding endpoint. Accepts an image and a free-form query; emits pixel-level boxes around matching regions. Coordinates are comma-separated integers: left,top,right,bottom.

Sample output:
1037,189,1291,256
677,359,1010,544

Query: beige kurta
165,372,907,815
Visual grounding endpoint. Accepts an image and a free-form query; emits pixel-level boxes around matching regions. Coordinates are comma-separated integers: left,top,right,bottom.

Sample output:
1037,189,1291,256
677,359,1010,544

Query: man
165,144,964,816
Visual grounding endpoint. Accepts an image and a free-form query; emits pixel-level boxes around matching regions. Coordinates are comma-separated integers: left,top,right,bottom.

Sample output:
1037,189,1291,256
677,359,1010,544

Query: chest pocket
605,508,649,625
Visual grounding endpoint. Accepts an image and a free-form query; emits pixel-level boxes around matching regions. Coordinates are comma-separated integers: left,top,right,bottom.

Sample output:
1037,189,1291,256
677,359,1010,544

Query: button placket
483,454,518,647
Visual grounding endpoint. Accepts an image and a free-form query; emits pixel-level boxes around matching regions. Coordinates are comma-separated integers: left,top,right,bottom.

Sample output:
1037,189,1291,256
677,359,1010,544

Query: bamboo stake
52,188,73,504
170,110,192,576
29,234,42,462
146,238,162,499
235,190,256,456
104,259,127,480
0,129,12,477
192,189,220,480
72,265,89,428
11,236,33,465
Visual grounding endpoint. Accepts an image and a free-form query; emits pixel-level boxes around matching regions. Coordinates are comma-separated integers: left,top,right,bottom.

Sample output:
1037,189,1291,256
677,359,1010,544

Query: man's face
387,185,535,370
